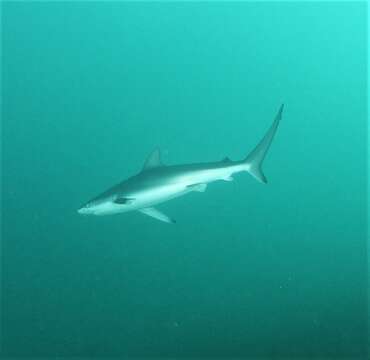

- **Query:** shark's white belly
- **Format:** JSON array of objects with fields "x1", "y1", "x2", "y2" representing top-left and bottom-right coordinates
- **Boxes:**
[
  {"x1": 94, "y1": 183, "x2": 189, "y2": 216},
  {"x1": 134, "y1": 183, "x2": 191, "y2": 208},
  {"x1": 94, "y1": 167, "x2": 240, "y2": 216},
  {"x1": 133, "y1": 167, "x2": 239, "y2": 208}
]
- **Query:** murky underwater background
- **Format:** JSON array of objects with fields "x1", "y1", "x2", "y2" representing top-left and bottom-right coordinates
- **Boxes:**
[{"x1": 1, "y1": 1, "x2": 368, "y2": 358}]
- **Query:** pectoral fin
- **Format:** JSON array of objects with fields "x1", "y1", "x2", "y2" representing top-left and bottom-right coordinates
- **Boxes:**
[{"x1": 139, "y1": 207, "x2": 176, "y2": 224}]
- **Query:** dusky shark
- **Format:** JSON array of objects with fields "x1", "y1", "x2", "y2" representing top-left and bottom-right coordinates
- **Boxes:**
[{"x1": 78, "y1": 104, "x2": 283, "y2": 223}]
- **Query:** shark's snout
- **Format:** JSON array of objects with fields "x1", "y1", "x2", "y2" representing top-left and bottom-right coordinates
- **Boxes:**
[
  {"x1": 77, "y1": 206, "x2": 93, "y2": 215},
  {"x1": 77, "y1": 201, "x2": 96, "y2": 215},
  {"x1": 77, "y1": 207, "x2": 88, "y2": 215},
  {"x1": 77, "y1": 199, "x2": 118, "y2": 216}
]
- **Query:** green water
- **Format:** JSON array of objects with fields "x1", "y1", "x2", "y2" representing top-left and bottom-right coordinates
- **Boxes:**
[{"x1": 1, "y1": 1, "x2": 368, "y2": 358}]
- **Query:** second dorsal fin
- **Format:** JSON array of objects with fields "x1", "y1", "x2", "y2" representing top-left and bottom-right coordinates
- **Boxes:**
[{"x1": 142, "y1": 148, "x2": 163, "y2": 171}]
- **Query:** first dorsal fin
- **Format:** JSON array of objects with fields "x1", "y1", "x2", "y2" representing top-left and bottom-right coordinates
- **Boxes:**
[
  {"x1": 143, "y1": 148, "x2": 163, "y2": 171},
  {"x1": 222, "y1": 156, "x2": 231, "y2": 163}
]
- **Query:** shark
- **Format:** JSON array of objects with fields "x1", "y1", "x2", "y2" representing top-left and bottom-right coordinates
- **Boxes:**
[{"x1": 78, "y1": 104, "x2": 283, "y2": 223}]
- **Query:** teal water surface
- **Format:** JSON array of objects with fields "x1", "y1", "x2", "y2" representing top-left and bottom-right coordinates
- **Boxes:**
[{"x1": 1, "y1": 1, "x2": 368, "y2": 358}]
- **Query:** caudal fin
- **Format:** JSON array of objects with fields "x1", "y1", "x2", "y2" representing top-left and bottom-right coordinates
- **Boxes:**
[{"x1": 244, "y1": 104, "x2": 283, "y2": 184}]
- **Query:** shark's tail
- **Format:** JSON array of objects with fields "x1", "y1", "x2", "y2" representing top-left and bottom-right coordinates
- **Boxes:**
[{"x1": 243, "y1": 104, "x2": 284, "y2": 184}]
